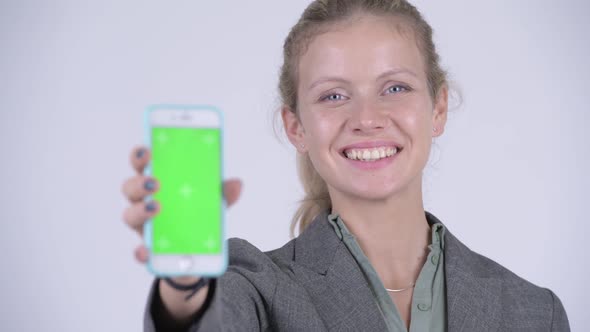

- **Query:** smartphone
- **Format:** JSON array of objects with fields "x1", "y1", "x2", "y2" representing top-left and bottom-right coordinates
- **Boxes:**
[{"x1": 143, "y1": 105, "x2": 226, "y2": 277}]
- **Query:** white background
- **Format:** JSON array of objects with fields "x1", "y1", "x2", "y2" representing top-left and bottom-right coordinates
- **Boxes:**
[{"x1": 1, "y1": 0, "x2": 588, "y2": 330}]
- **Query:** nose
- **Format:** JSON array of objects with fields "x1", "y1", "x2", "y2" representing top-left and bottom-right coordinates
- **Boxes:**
[{"x1": 347, "y1": 100, "x2": 390, "y2": 134}]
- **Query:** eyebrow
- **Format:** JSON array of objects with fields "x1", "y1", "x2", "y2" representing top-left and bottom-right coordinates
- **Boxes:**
[{"x1": 307, "y1": 68, "x2": 419, "y2": 91}]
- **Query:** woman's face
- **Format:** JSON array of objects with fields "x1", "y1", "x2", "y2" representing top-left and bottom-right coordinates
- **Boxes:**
[{"x1": 283, "y1": 15, "x2": 447, "y2": 203}]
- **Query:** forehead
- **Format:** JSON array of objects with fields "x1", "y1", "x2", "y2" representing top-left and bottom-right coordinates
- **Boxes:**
[{"x1": 298, "y1": 15, "x2": 426, "y2": 83}]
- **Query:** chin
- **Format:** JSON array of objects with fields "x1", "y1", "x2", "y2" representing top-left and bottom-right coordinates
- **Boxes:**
[
  {"x1": 358, "y1": 188, "x2": 400, "y2": 201},
  {"x1": 334, "y1": 181, "x2": 404, "y2": 202}
]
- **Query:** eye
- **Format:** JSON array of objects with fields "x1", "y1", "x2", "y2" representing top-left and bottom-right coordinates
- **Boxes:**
[
  {"x1": 320, "y1": 93, "x2": 346, "y2": 102},
  {"x1": 384, "y1": 84, "x2": 410, "y2": 94}
]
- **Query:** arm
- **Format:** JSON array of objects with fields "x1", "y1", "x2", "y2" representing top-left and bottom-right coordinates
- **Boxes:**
[
  {"x1": 121, "y1": 148, "x2": 249, "y2": 331},
  {"x1": 144, "y1": 239, "x2": 278, "y2": 332},
  {"x1": 145, "y1": 278, "x2": 212, "y2": 332}
]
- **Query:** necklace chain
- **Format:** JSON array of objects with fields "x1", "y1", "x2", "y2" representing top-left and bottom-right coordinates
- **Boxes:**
[{"x1": 385, "y1": 282, "x2": 415, "y2": 293}]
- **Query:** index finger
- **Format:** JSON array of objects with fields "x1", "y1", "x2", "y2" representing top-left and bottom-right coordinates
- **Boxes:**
[{"x1": 130, "y1": 146, "x2": 151, "y2": 174}]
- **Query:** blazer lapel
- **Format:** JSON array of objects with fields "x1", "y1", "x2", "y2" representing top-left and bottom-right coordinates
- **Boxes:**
[
  {"x1": 442, "y1": 225, "x2": 503, "y2": 332},
  {"x1": 291, "y1": 211, "x2": 389, "y2": 331},
  {"x1": 291, "y1": 211, "x2": 503, "y2": 331}
]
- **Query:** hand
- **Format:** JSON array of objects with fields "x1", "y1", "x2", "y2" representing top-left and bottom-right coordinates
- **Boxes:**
[{"x1": 121, "y1": 146, "x2": 243, "y2": 264}]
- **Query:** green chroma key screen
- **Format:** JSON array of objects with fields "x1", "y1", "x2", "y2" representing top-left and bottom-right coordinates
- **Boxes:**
[{"x1": 151, "y1": 127, "x2": 222, "y2": 255}]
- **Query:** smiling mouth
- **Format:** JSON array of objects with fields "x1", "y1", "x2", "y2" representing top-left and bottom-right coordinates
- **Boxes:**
[{"x1": 343, "y1": 146, "x2": 401, "y2": 162}]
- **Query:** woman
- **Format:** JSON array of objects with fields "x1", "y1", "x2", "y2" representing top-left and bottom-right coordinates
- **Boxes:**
[{"x1": 122, "y1": 0, "x2": 570, "y2": 331}]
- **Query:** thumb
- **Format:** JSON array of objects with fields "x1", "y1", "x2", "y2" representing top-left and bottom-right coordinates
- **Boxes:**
[{"x1": 223, "y1": 178, "x2": 243, "y2": 207}]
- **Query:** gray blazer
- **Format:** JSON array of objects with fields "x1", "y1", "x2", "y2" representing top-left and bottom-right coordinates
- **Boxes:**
[{"x1": 144, "y1": 212, "x2": 570, "y2": 331}]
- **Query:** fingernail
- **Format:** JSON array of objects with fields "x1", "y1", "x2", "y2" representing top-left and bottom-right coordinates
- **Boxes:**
[
  {"x1": 146, "y1": 201, "x2": 157, "y2": 212},
  {"x1": 136, "y1": 149, "x2": 145, "y2": 159},
  {"x1": 144, "y1": 180, "x2": 156, "y2": 191}
]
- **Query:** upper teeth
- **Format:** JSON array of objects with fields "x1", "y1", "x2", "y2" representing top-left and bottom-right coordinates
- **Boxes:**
[{"x1": 345, "y1": 147, "x2": 398, "y2": 161}]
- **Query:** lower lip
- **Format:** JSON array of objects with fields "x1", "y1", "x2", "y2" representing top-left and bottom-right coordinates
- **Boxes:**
[{"x1": 343, "y1": 152, "x2": 399, "y2": 170}]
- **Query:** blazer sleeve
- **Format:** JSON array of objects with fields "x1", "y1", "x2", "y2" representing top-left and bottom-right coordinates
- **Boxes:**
[
  {"x1": 143, "y1": 238, "x2": 279, "y2": 332},
  {"x1": 548, "y1": 289, "x2": 570, "y2": 332}
]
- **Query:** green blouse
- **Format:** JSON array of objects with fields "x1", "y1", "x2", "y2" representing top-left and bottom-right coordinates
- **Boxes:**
[{"x1": 328, "y1": 214, "x2": 447, "y2": 332}]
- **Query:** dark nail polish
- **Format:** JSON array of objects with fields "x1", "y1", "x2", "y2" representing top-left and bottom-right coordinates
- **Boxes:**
[
  {"x1": 144, "y1": 180, "x2": 156, "y2": 191},
  {"x1": 146, "y1": 201, "x2": 157, "y2": 212},
  {"x1": 136, "y1": 149, "x2": 145, "y2": 159}
]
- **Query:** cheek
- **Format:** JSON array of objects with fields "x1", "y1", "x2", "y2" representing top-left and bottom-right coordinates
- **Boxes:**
[
  {"x1": 395, "y1": 98, "x2": 433, "y2": 133},
  {"x1": 301, "y1": 109, "x2": 343, "y2": 145}
]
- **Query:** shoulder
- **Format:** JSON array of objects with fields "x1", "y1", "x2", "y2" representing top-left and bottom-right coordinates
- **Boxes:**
[
  {"x1": 208, "y1": 238, "x2": 295, "y2": 311},
  {"x1": 428, "y1": 210, "x2": 554, "y2": 298},
  {"x1": 222, "y1": 237, "x2": 296, "y2": 287},
  {"x1": 443, "y1": 228, "x2": 570, "y2": 330},
  {"x1": 225, "y1": 212, "x2": 332, "y2": 275},
  {"x1": 445, "y1": 228, "x2": 547, "y2": 295},
  {"x1": 226, "y1": 237, "x2": 295, "y2": 270}
]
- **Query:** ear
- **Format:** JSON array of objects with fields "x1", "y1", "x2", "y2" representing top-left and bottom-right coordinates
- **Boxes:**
[
  {"x1": 281, "y1": 106, "x2": 306, "y2": 152},
  {"x1": 432, "y1": 85, "x2": 448, "y2": 138}
]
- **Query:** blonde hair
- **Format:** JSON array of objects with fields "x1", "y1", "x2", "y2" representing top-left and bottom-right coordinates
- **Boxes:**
[{"x1": 279, "y1": 0, "x2": 448, "y2": 236}]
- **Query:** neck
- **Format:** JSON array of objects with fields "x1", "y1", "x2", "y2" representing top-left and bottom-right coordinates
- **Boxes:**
[{"x1": 330, "y1": 181, "x2": 431, "y2": 288}]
